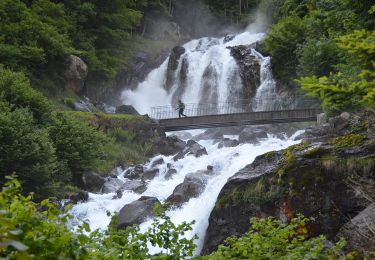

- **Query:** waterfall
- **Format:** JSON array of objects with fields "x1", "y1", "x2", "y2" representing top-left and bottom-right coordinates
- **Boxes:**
[
  {"x1": 121, "y1": 32, "x2": 266, "y2": 115},
  {"x1": 69, "y1": 29, "x2": 302, "y2": 255}
]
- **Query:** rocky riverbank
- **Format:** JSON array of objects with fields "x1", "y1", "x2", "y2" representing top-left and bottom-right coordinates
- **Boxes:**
[{"x1": 202, "y1": 111, "x2": 375, "y2": 257}]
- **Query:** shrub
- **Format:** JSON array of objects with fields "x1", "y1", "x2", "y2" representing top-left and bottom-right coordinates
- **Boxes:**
[
  {"x1": 264, "y1": 15, "x2": 306, "y2": 82},
  {"x1": 0, "y1": 69, "x2": 52, "y2": 122},
  {"x1": 0, "y1": 177, "x2": 197, "y2": 259},
  {"x1": 0, "y1": 102, "x2": 57, "y2": 196},
  {"x1": 47, "y1": 112, "x2": 107, "y2": 184},
  {"x1": 202, "y1": 215, "x2": 346, "y2": 259}
]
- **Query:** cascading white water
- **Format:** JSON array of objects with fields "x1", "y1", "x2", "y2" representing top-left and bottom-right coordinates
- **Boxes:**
[
  {"x1": 69, "y1": 131, "x2": 303, "y2": 254},
  {"x1": 69, "y1": 28, "x2": 302, "y2": 255},
  {"x1": 121, "y1": 32, "x2": 265, "y2": 115}
]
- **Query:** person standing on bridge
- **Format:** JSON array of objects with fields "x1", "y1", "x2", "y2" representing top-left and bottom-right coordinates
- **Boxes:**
[{"x1": 176, "y1": 100, "x2": 187, "y2": 118}]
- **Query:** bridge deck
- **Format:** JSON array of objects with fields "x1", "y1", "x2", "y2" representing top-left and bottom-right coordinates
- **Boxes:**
[{"x1": 158, "y1": 109, "x2": 322, "y2": 131}]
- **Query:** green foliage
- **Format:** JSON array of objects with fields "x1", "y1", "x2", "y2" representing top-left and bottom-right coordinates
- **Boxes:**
[
  {"x1": 202, "y1": 215, "x2": 347, "y2": 259},
  {"x1": 0, "y1": 177, "x2": 198, "y2": 259},
  {"x1": 297, "y1": 37, "x2": 343, "y2": 77},
  {"x1": 0, "y1": 103, "x2": 58, "y2": 196},
  {"x1": 264, "y1": 15, "x2": 306, "y2": 82},
  {"x1": 0, "y1": 68, "x2": 52, "y2": 122},
  {"x1": 329, "y1": 134, "x2": 365, "y2": 148},
  {"x1": 47, "y1": 112, "x2": 107, "y2": 184}
]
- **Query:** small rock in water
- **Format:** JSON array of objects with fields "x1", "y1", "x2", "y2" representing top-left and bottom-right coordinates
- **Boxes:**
[
  {"x1": 217, "y1": 138, "x2": 239, "y2": 148},
  {"x1": 121, "y1": 180, "x2": 147, "y2": 194},
  {"x1": 142, "y1": 168, "x2": 159, "y2": 180},
  {"x1": 238, "y1": 128, "x2": 268, "y2": 144},
  {"x1": 150, "y1": 157, "x2": 164, "y2": 168},
  {"x1": 173, "y1": 139, "x2": 208, "y2": 161},
  {"x1": 124, "y1": 165, "x2": 143, "y2": 180},
  {"x1": 102, "y1": 178, "x2": 124, "y2": 193},
  {"x1": 165, "y1": 168, "x2": 177, "y2": 180}
]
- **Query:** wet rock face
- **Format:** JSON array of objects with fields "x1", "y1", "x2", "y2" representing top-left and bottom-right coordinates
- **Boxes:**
[
  {"x1": 154, "y1": 135, "x2": 186, "y2": 156},
  {"x1": 124, "y1": 165, "x2": 144, "y2": 180},
  {"x1": 81, "y1": 171, "x2": 105, "y2": 193},
  {"x1": 217, "y1": 138, "x2": 239, "y2": 148},
  {"x1": 117, "y1": 196, "x2": 160, "y2": 229},
  {"x1": 142, "y1": 168, "x2": 159, "y2": 180},
  {"x1": 165, "y1": 46, "x2": 186, "y2": 91},
  {"x1": 64, "y1": 190, "x2": 89, "y2": 204},
  {"x1": 238, "y1": 127, "x2": 268, "y2": 144},
  {"x1": 173, "y1": 139, "x2": 208, "y2": 161},
  {"x1": 64, "y1": 55, "x2": 88, "y2": 93},
  {"x1": 336, "y1": 203, "x2": 375, "y2": 257},
  {"x1": 228, "y1": 44, "x2": 261, "y2": 100},
  {"x1": 166, "y1": 174, "x2": 207, "y2": 207},
  {"x1": 193, "y1": 128, "x2": 224, "y2": 141},
  {"x1": 102, "y1": 178, "x2": 124, "y2": 193},
  {"x1": 202, "y1": 134, "x2": 375, "y2": 254},
  {"x1": 121, "y1": 180, "x2": 147, "y2": 194}
]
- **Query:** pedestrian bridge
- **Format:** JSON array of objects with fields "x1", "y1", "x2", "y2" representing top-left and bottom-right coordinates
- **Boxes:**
[{"x1": 150, "y1": 98, "x2": 322, "y2": 131}]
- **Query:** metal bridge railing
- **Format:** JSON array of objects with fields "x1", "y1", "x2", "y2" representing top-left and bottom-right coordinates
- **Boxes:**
[{"x1": 150, "y1": 96, "x2": 321, "y2": 119}]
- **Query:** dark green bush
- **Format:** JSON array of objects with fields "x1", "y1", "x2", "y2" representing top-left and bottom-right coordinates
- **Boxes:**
[
  {"x1": 264, "y1": 15, "x2": 306, "y2": 83},
  {"x1": 0, "y1": 68, "x2": 52, "y2": 122},
  {"x1": 0, "y1": 102, "x2": 58, "y2": 196},
  {"x1": 47, "y1": 112, "x2": 107, "y2": 184}
]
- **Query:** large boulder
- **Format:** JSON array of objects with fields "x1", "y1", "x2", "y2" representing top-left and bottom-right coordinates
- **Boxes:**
[
  {"x1": 150, "y1": 157, "x2": 164, "y2": 168},
  {"x1": 227, "y1": 44, "x2": 260, "y2": 100},
  {"x1": 116, "y1": 105, "x2": 140, "y2": 115},
  {"x1": 202, "y1": 135, "x2": 375, "y2": 254},
  {"x1": 121, "y1": 180, "x2": 147, "y2": 194},
  {"x1": 336, "y1": 203, "x2": 375, "y2": 257},
  {"x1": 238, "y1": 127, "x2": 268, "y2": 144},
  {"x1": 117, "y1": 196, "x2": 160, "y2": 229},
  {"x1": 154, "y1": 135, "x2": 186, "y2": 156},
  {"x1": 124, "y1": 165, "x2": 144, "y2": 180},
  {"x1": 166, "y1": 173, "x2": 207, "y2": 207},
  {"x1": 64, "y1": 55, "x2": 88, "y2": 93},
  {"x1": 173, "y1": 140, "x2": 208, "y2": 161},
  {"x1": 81, "y1": 171, "x2": 105, "y2": 193},
  {"x1": 102, "y1": 178, "x2": 124, "y2": 193}
]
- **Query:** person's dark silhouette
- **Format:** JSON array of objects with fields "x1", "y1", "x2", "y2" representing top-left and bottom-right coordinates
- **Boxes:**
[{"x1": 176, "y1": 100, "x2": 187, "y2": 118}]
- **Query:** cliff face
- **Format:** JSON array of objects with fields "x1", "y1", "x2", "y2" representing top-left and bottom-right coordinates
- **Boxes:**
[{"x1": 202, "y1": 112, "x2": 375, "y2": 256}]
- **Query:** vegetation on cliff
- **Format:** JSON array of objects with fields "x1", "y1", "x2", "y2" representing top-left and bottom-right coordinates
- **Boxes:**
[
  {"x1": 263, "y1": 0, "x2": 374, "y2": 114},
  {"x1": 0, "y1": 68, "x2": 151, "y2": 198}
]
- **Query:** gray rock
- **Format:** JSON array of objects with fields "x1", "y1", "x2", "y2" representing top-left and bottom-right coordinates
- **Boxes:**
[
  {"x1": 142, "y1": 168, "x2": 159, "y2": 180},
  {"x1": 336, "y1": 203, "x2": 375, "y2": 257},
  {"x1": 124, "y1": 165, "x2": 143, "y2": 180},
  {"x1": 64, "y1": 190, "x2": 89, "y2": 204},
  {"x1": 165, "y1": 168, "x2": 178, "y2": 180},
  {"x1": 166, "y1": 176, "x2": 206, "y2": 207},
  {"x1": 102, "y1": 178, "x2": 124, "y2": 193},
  {"x1": 228, "y1": 44, "x2": 260, "y2": 100},
  {"x1": 73, "y1": 97, "x2": 95, "y2": 112},
  {"x1": 81, "y1": 171, "x2": 105, "y2": 193},
  {"x1": 170, "y1": 132, "x2": 193, "y2": 140},
  {"x1": 64, "y1": 55, "x2": 88, "y2": 93},
  {"x1": 340, "y1": 112, "x2": 351, "y2": 120},
  {"x1": 121, "y1": 180, "x2": 147, "y2": 194},
  {"x1": 238, "y1": 128, "x2": 268, "y2": 144},
  {"x1": 155, "y1": 135, "x2": 186, "y2": 156},
  {"x1": 173, "y1": 140, "x2": 208, "y2": 161},
  {"x1": 193, "y1": 128, "x2": 223, "y2": 141},
  {"x1": 223, "y1": 34, "x2": 235, "y2": 43},
  {"x1": 165, "y1": 46, "x2": 186, "y2": 91},
  {"x1": 217, "y1": 138, "x2": 239, "y2": 148},
  {"x1": 117, "y1": 196, "x2": 160, "y2": 229},
  {"x1": 151, "y1": 157, "x2": 164, "y2": 168},
  {"x1": 116, "y1": 105, "x2": 140, "y2": 115}
]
